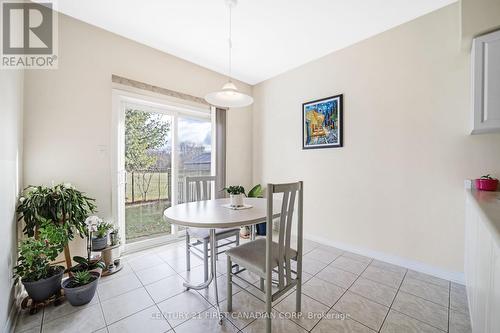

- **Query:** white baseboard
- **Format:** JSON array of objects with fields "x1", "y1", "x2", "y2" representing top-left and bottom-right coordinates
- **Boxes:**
[
  {"x1": 304, "y1": 233, "x2": 465, "y2": 285},
  {"x1": 3, "y1": 301, "x2": 19, "y2": 333}
]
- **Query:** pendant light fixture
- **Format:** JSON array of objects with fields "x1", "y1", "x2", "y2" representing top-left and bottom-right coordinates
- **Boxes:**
[{"x1": 204, "y1": 0, "x2": 253, "y2": 108}]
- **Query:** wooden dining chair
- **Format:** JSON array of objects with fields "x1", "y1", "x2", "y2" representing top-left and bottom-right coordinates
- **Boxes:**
[
  {"x1": 184, "y1": 176, "x2": 240, "y2": 282},
  {"x1": 225, "y1": 181, "x2": 303, "y2": 333}
]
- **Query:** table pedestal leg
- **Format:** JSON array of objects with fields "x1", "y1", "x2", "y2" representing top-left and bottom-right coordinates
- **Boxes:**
[
  {"x1": 210, "y1": 229, "x2": 222, "y2": 324},
  {"x1": 181, "y1": 229, "x2": 222, "y2": 324}
]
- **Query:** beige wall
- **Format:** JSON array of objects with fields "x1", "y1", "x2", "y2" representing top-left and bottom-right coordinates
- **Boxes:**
[
  {"x1": 0, "y1": 70, "x2": 24, "y2": 330},
  {"x1": 253, "y1": 3, "x2": 500, "y2": 275},
  {"x1": 23, "y1": 14, "x2": 253, "y2": 255},
  {"x1": 461, "y1": 0, "x2": 500, "y2": 43}
]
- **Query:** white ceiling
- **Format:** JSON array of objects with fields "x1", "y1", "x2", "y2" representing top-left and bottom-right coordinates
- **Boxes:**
[{"x1": 53, "y1": 0, "x2": 456, "y2": 85}]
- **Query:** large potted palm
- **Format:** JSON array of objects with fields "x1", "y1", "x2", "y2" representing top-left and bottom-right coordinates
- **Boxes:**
[
  {"x1": 17, "y1": 183, "x2": 97, "y2": 269},
  {"x1": 13, "y1": 222, "x2": 67, "y2": 302}
]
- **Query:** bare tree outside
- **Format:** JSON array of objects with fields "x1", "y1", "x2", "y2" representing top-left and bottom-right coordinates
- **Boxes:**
[{"x1": 124, "y1": 109, "x2": 212, "y2": 243}]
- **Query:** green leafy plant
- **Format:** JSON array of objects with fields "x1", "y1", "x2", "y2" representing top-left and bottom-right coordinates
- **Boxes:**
[
  {"x1": 95, "y1": 222, "x2": 113, "y2": 238},
  {"x1": 73, "y1": 271, "x2": 92, "y2": 285},
  {"x1": 222, "y1": 185, "x2": 246, "y2": 196},
  {"x1": 247, "y1": 184, "x2": 263, "y2": 198},
  {"x1": 17, "y1": 183, "x2": 97, "y2": 240},
  {"x1": 109, "y1": 227, "x2": 121, "y2": 246},
  {"x1": 13, "y1": 222, "x2": 67, "y2": 282},
  {"x1": 66, "y1": 270, "x2": 97, "y2": 288},
  {"x1": 71, "y1": 256, "x2": 105, "y2": 273},
  {"x1": 480, "y1": 174, "x2": 498, "y2": 180}
]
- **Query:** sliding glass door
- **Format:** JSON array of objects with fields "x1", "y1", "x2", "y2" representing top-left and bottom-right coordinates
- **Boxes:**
[
  {"x1": 124, "y1": 108, "x2": 173, "y2": 243},
  {"x1": 114, "y1": 91, "x2": 214, "y2": 251}
]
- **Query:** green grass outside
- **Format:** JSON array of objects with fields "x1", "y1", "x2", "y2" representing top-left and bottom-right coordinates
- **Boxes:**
[
  {"x1": 125, "y1": 171, "x2": 170, "y2": 203},
  {"x1": 124, "y1": 170, "x2": 210, "y2": 242},
  {"x1": 125, "y1": 200, "x2": 171, "y2": 242}
]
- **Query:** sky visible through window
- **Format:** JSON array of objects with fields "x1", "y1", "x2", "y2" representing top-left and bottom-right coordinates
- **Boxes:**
[{"x1": 160, "y1": 114, "x2": 211, "y2": 152}]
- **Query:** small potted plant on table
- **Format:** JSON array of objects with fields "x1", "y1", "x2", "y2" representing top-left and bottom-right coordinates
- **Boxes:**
[
  {"x1": 475, "y1": 174, "x2": 499, "y2": 191},
  {"x1": 13, "y1": 222, "x2": 67, "y2": 303},
  {"x1": 223, "y1": 185, "x2": 246, "y2": 207},
  {"x1": 62, "y1": 270, "x2": 100, "y2": 306}
]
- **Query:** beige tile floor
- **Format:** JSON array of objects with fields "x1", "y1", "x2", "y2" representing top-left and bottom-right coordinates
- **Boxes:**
[{"x1": 14, "y1": 239, "x2": 471, "y2": 333}]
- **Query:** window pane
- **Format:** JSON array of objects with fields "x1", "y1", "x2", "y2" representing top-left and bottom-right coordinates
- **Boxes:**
[
  {"x1": 177, "y1": 116, "x2": 212, "y2": 204},
  {"x1": 124, "y1": 108, "x2": 172, "y2": 243}
]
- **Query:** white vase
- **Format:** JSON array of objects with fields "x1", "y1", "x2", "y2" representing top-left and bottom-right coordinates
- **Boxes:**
[{"x1": 230, "y1": 194, "x2": 244, "y2": 207}]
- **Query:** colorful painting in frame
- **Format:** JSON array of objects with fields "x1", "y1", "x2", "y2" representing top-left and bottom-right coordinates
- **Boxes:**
[{"x1": 302, "y1": 94, "x2": 343, "y2": 149}]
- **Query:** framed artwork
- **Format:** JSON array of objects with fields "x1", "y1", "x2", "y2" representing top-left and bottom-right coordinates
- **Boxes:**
[{"x1": 302, "y1": 94, "x2": 343, "y2": 149}]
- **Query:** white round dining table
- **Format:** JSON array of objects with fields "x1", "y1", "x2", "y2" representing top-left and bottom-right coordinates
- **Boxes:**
[{"x1": 163, "y1": 197, "x2": 281, "y2": 324}]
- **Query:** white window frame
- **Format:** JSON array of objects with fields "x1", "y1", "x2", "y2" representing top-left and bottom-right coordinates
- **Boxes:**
[{"x1": 111, "y1": 88, "x2": 215, "y2": 254}]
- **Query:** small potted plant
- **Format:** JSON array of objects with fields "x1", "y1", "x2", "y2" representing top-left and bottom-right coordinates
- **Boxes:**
[
  {"x1": 475, "y1": 174, "x2": 499, "y2": 191},
  {"x1": 247, "y1": 184, "x2": 266, "y2": 235},
  {"x1": 13, "y1": 223, "x2": 67, "y2": 302},
  {"x1": 70, "y1": 256, "x2": 105, "y2": 276},
  {"x1": 223, "y1": 185, "x2": 246, "y2": 207},
  {"x1": 109, "y1": 227, "x2": 121, "y2": 246},
  {"x1": 62, "y1": 270, "x2": 100, "y2": 306},
  {"x1": 92, "y1": 220, "x2": 113, "y2": 251}
]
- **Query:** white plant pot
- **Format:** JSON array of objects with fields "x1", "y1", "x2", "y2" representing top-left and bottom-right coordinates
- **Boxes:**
[{"x1": 230, "y1": 194, "x2": 244, "y2": 207}]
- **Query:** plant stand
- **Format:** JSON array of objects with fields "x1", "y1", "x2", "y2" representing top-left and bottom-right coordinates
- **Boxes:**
[
  {"x1": 91, "y1": 243, "x2": 123, "y2": 276},
  {"x1": 21, "y1": 289, "x2": 65, "y2": 315}
]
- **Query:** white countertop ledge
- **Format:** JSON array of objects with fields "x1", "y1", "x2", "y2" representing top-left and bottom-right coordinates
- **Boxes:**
[{"x1": 466, "y1": 189, "x2": 500, "y2": 246}]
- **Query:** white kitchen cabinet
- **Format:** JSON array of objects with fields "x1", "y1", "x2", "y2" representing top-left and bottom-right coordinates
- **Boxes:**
[
  {"x1": 465, "y1": 189, "x2": 500, "y2": 332},
  {"x1": 471, "y1": 29, "x2": 500, "y2": 134}
]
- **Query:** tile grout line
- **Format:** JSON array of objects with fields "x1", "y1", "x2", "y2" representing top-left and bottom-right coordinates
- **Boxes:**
[
  {"x1": 96, "y1": 288, "x2": 109, "y2": 330},
  {"x1": 267, "y1": 245, "x2": 329, "y2": 332},
  {"x1": 37, "y1": 241, "x2": 458, "y2": 333},
  {"x1": 100, "y1": 254, "x2": 181, "y2": 329},
  {"x1": 235, "y1": 243, "x2": 330, "y2": 332},
  {"x1": 447, "y1": 281, "x2": 451, "y2": 332},
  {"x1": 377, "y1": 268, "x2": 407, "y2": 332},
  {"x1": 307, "y1": 257, "x2": 376, "y2": 332},
  {"x1": 153, "y1": 248, "x2": 239, "y2": 331},
  {"x1": 388, "y1": 308, "x2": 448, "y2": 333},
  {"x1": 39, "y1": 308, "x2": 45, "y2": 333},
  {"x1": 130, "y1": 257, "x2": 177, "y2": 330},
  {"x1": 382, "y1": 273, "x2": 451, "y2": 332},
  {"x1": 393, "y1": 287, "x2": 451, "y2": 309}
]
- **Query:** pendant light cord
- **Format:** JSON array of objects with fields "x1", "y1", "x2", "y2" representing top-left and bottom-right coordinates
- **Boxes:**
[{"x1": 228, "y1": 2, "x2": 232, "y2": 81}]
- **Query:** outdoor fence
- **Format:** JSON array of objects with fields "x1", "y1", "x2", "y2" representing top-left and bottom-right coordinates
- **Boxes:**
[{"x1": 125, "y1": 168, "x2": 211, "y2": 205}]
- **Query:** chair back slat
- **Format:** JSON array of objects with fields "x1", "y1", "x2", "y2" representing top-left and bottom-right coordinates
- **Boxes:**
[
  {"x1": 186, "y1": 176, "x2": 216, "y2": 202},
  {"x1": 266, "y1": 181, "x2": 303, "y2": 289},
  {"x1": 285, "y1": 190, "x2": 296, "y2": 283},
  {"x1": 277, "y1": 190, "x2": 290, "y2": 288}
]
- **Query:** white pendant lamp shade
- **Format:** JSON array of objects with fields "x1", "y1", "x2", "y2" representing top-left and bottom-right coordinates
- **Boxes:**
[
  {"x1": 204, "y1": 0, "x2": 253, "y2": 108},
  {"x1": 205, "y1": 81, "x2": 253, "y2": 108}
]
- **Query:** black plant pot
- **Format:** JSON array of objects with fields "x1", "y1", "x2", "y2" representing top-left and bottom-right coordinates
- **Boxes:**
[
  {"x1": 62, "y1": 272, "x2": 100, "y2": 306},
  {"x1": 22, "y1": 266, "x2": 64, "y2": 302},
  {"x1": 92, "y1": 235, "x2": 108, "y2": 250}
]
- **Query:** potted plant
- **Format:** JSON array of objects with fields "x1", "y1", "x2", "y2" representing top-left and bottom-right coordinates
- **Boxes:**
[
  {"x1": 17, "y1": 183, "x2": 97, "y2": 268},
  {"x1": 109, "y1": 227, "x2": 121, "y2": 246},
  {"x1": 62, "y1": 270, "x2": 100, "y2": 306},
  {"x1": 92, "y1": 220, "x2": 113, "y2": 251},
  {"x1": 475, "y1": 174, "x2": 499, "y2": 191},
  {"x1": 223, "y1": 185, "x2": 246, "y2": 207},
  {"x1": 247, "y1": 184, "x2": 266, "y2": 235},
  {"x1": 70, "y1": 256, "x2": 105, "y2": 276},
  {"x1": 13, "y1": 222, "x2": 67, "y2": 302}
]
